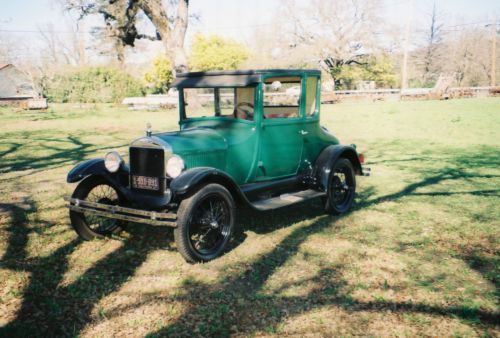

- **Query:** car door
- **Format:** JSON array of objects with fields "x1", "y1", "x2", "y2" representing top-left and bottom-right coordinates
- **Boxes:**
[
  {"x1": 255, "y1": 75, "x2": 304, "y2": 180},
  {"x1": 300, "y1": 75, "x2": 324, "y2": 166}
]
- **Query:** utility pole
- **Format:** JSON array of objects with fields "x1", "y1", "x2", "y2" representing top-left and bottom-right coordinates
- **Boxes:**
[
  {"x1": 490, "y1": 16, "x2": 497, "y2": 87},
  {"x1": 401, "y1": 0, "x2": 414, "y2": 90}
]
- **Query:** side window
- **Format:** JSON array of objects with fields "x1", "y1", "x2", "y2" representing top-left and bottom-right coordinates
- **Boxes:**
[
  {"x1": 263, "y1": 76, "x2": 301, "y2": 119},
  {"x1": 234, "y1": 87, "x2": 255, "y2": 120},
  {"x1": 305, "y1": 76, "x2": 319, "y2": 117}
]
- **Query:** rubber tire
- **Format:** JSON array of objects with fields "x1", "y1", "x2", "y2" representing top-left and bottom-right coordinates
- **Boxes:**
[
  {"x1": 324, "y1": 158, "x2": 356, "y2": 215},
  {"x1": 69, "y1": 175, "x2": 124, "y2": 240},
  {"x1": 174, "y1": 184, "x2": 235, "y2": 263}
]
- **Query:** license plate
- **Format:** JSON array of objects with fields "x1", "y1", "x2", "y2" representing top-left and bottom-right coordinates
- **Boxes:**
[{"x1": 132, "y1": 175, "x2": 159, "y2": 191}]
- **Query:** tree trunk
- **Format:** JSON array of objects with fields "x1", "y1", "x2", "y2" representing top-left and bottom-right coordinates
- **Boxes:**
[
  {"x1": 169, "y1": 0, "x2": 189, "y2": 74},
  {"x1": 139, "y1": 0, "x2": 189, "y2": 74}
]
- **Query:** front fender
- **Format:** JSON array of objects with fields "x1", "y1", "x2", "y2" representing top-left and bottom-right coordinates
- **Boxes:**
[
  {"x1": 67, "y1": 159, "x2": 105, "y2": 183},
  {"x1": 314, "y1": 145, "x2": 362, "y2": 191},
  {"x1": 170, "y1": 167, "x2": 250, "y2": 206},
  {"x1": 67, "y1": 158, "x2": 129, "y2": 185},
  {"x1": 67, "y1": 159, "x2": 174, "y2": 210}
]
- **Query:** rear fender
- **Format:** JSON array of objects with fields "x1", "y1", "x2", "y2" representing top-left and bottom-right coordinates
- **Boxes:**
[{"x1": 313, "y1": 145, "x2": 362, "y2": 191}]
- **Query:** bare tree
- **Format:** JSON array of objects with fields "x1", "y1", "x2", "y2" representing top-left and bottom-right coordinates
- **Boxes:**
[
  {"x1": 64, "y1": 0, "x2": 190, "y2": 73},
  {"x1": 444, "y1": 27, "x2": 493, "y2": 86},
  {"x1": 264, "y1": 0, "x2": 383, "y2": 88},
  {"x1": 421, "y1": 2, "x2": 445, "y2": 85},
  {"x1": 37, "y1": 23, "x2": 85, "y2": 66}
]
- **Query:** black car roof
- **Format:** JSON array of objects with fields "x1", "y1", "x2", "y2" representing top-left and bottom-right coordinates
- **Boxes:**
[
  {"x1": 171, "y1": 69, "x2": 321, "y2": 88},
  {"x1": 175, "y1": 69, "x2": 321, "y2": 77}
]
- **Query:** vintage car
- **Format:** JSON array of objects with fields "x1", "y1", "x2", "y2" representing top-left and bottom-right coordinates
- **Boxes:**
[{"x1": 66, "y1": 69, "x2": 368, "y2": 263}]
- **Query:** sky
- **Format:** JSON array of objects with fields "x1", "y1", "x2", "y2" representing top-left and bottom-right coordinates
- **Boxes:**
[{"x1": 1, "y1": 0, "x2": 499, "y2": 64}]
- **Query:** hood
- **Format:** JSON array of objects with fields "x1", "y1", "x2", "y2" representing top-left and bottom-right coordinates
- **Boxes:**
[{"x1": 154, "y1": 127, "x2": 228, "y2": 155}]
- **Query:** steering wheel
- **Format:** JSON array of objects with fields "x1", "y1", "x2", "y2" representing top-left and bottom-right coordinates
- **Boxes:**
[{"x1": 234, "y1": 102, "x2": 254, "y2": 120}]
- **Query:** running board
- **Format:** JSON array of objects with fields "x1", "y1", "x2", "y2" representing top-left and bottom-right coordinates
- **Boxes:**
[{"x1": 251, "y1": 189, "x2": 325, "y2": 211}]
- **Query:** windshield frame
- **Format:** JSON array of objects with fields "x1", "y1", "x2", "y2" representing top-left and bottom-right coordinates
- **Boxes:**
[{"x1": 179, "y1": 85, "x2": 258, "y2": 125}]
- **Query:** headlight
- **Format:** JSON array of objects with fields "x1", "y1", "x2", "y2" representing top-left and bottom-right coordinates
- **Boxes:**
[
  {"x1": 104, "y1": 151, "x2": 123, "y2": 173},
  {"x1": 166, "y1": 155, "x2": 185, "y2": 178}
]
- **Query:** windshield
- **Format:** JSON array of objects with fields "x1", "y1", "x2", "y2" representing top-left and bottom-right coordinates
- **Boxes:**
[{"x1": 183, "y1": 87, "x2": 255, "y2": 121}]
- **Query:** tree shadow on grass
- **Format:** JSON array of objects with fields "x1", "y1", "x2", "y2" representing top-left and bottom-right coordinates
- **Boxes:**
[
  {"x1": 1, "y1": 145, "x2": 498, "y2": 336},
  {"x1": 460, "y1": 248, "x2": 499, "y2": 300},
  {"x1": 0, "y1": 200, "x2": 175, "y2": 336},
  {"x1": 0, "y1": 134, "x2": 126, "y2": 175},
  {"x1": 144, "y1": 147, "x2": 500, "y2": 336},
  {"x1": 0, "y1": 142, "x2": 22, "y2": 158},
  {"x1": 355, "y1": 144, "x2": 500, "y2": 210},
  {"x1": 146, "y1": 211, "x2": 498, "y2": 337}
]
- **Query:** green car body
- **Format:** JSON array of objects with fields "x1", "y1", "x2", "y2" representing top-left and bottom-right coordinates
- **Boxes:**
[
  {"x1": 159, "y1": 69, "x2": 340, "y2": 183},
  {"x1": 66, "y1": 69, "x2": 366, "y2": 263}
]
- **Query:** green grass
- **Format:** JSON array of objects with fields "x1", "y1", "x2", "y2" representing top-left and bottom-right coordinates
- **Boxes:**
[{"x1": 0, "y1": 98, "x2": 499, "y2": 337}]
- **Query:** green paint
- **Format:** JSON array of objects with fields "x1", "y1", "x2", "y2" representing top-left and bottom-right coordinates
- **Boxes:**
[{"x1": 155, "y1": 70, "x2": 338, "y2": 184}]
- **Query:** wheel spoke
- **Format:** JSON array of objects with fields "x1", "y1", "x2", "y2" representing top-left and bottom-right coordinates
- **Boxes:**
[
  {"x1": 188, "y1": 194, "x2": 230, "y2": 255},
  {"x1": 82, "y1": 184, "x2": 120, "y2": 233}
]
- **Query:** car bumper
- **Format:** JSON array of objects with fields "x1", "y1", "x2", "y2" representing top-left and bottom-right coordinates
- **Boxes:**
[
  {"x1": 65, "y1": 197, "x2": 177, "y2": 227},
  {"x1": 361, "y1": 166, "x2": 371, "y2": 176}
]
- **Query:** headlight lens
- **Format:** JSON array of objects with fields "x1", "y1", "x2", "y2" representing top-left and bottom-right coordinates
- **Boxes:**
[
  {"x1": 104, "y1": 151, "x2": 123, "y2": 173},
  {"x1": 166, "y1": 155, "x2": 185, "y2": 178}
]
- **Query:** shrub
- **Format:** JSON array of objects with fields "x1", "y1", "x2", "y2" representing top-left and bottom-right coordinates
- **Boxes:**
[
  {"x1": 144, "y1": 55, "x2": 174, "y2": 94},
  {"x1": 334, "y1": 56, "x2": 397, "y2": 90},
  {"x1": 44, "y1": 66, "x2": 144, "y2": 103},
  {"x1": 189, "y1": 34, "x2": 249, "y2": 71}
]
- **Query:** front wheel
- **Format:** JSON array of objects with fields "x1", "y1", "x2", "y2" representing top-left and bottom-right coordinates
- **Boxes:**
[
  {"x1": 69, "y1": 176, "x2": 125, "y2": 240},
  {"x1": 324, "y1": 158, "x2": 356, "y2": 215},
  {"x1": 174, "y1": 184, "x2": 235, "y2": 263}
]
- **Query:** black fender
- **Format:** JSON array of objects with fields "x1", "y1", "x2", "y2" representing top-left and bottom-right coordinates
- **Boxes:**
[
  {"x1": 67, "y1": 158, "x2": 130, "y2": 197},
  {"x1": 313, "y1": 145, "x2": 363, "y2": 191},
  {"x1": 67, "y1": 159, "x2": 171, "y2": 209},
  {"x1": 68, "y1": 159, "x2": 104, "y2": 183},
  {"x1": 170, "y1": 167, "x2": 250, "y2": 206},
  {"x1": 67, "y1": 158, "x2": 129, "y2": 184}
]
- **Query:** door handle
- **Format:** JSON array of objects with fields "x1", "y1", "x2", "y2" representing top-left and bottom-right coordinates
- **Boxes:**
[{"x1": 299, "y1": 130, "x2": 308, "y2": 135}]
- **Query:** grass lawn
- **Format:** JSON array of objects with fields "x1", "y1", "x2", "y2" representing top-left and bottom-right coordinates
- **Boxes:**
[{"x1": 0, "y1": 98, "x2": 499, "y2": 337}]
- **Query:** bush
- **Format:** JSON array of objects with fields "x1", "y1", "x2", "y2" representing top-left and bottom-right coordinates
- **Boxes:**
[
  {"x1": 44, "y1": 66, "x2": 144, "y2": 103},
  {"x1": 144, "y1": 56, "x2": 174, "y2": 94},
  {"x1": 189, "y1": 34, "x2": 249, "y2": 71},
  {"x1": 334, "y1": 56, "x2": 397, "y2": 90}
]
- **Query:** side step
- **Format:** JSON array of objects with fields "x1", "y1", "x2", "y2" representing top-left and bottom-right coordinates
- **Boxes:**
[{"x1": 251, "y1": 189, "x2": 326, "y2": 211}]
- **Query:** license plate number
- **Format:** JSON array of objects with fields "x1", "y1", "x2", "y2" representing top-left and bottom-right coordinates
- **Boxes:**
[{"x1": 132, "y1": 175, "x2": 159, "y2": 190}]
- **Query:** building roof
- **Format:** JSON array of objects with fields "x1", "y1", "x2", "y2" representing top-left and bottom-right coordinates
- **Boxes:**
[
  {"x1": 171, "y1": 69, "x2": 321, "y2": 88},
  {"x1": 0, "y1": 63, "x2": 38, "y2": 99}
]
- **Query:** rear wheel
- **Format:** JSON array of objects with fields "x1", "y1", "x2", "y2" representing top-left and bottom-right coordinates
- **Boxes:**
[
  {"x1": 174, "y1": 184, "x2": 235, "y2": 263},
  {"x1": 324, "y1": 158, "x2": 356, "y2": 215},
  {"x1": 69, "y1": 176, "x2": 125, "y2": 240}
]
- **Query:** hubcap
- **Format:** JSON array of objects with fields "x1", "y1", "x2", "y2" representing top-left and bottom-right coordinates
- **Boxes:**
[
  {"x1": 188, "y1": 194, "x2": 231, "y2": 256},
  {"x1": 329, "y1": 165, "x2": 354, "y2": 209}
]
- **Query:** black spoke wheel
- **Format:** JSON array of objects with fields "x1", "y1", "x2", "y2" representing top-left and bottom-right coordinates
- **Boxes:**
[
  {"x1": 324, "y1": 158, "x2": 356, "y2": 215},
  {"x1": 69, "y1": 176, "x2": 125, "y2": 240},
  {"x1": 175, "y1": 184, "x2": 235, "y2": 263}
]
